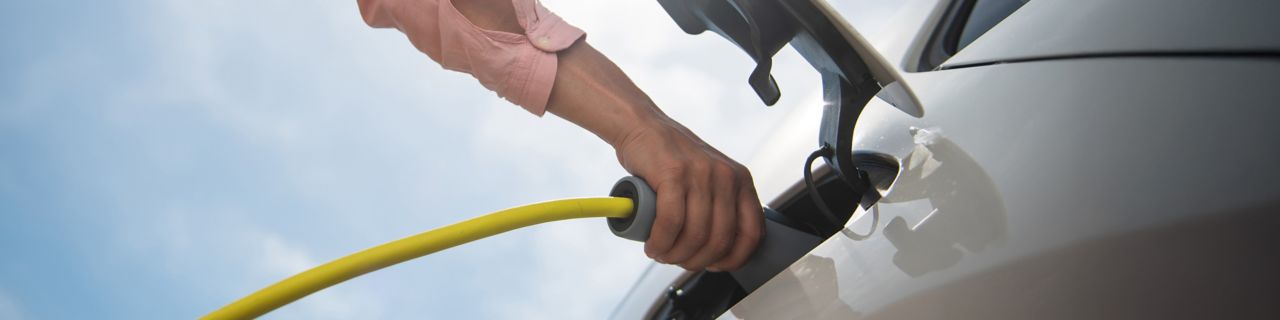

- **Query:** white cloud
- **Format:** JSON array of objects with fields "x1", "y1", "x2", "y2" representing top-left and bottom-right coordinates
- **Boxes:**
[
  {"x1": 497, "y1": 219, "x2": 650, "y2": 320},
  {"x1": 542, "y1": 0, "x2": 686, "y2": 62},
  {"x1": 256, "y1": 234, "x2": 386, "y2": 320},
  {"x1": 0, "y1": 288, "x2": 24, "y2": 320},
  {"x1": 105, "y1": 206, "x2": 384, "y2": 319},
  {"x1": 258, "y1": 234, "x2": 320, "y2": 276}
]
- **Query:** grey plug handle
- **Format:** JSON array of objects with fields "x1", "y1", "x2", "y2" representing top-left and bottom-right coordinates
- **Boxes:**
[
  {"x1": 608, "y1": 176, "x2": 657, "y2": 241},
  {"x1": 608, "y1": 176, "x2": 824, "y2": 292}
]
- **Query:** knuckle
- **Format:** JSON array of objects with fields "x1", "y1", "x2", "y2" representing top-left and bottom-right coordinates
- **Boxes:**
[
  {"x1": 713, "y1": 162, "x2": 736, "y2": 178},
  {"x1": 652, "y1": 172, "x2": 685, "y2": 190},
  {"x1": 661, "y1": 165, "x2": 687, "y2": 179},
  {"x1": 658, "y1": 192, "x2": 684, "y2": 207},
  {"x1": 713, "y1": 166, "x2": 737, "y2": 186},
  {"x1": 684, "y1": 157, "x2": 706, "y2": 171},
  {"x1": 691, "y1": 161, "x2": 713, "y2": 179},
  {"x1": 735, "y1": 166, "x2": 754, "y2": 182},
  {"x1": 708, "y1": 235, "x2": 734, "y2": 255},
  {"x1": 675, "y1": 235, "x2": 708, "y2": 255},
  {"x1": 686, "y1": 229, "x2": 710, "y2": 246}
]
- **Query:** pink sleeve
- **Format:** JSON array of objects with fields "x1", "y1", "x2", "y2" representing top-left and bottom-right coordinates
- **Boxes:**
[{"x1": 357, "y1": 0, "x2": 585, "y2": 116}]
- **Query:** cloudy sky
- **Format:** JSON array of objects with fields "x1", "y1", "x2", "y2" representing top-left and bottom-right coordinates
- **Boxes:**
[{"x1": 0, "y1": 0, "x2": 902, "y2": 319}]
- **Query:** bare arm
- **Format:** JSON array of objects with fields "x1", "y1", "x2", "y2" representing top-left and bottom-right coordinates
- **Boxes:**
[{"x1": 456, "y1": 0, "x2": 764, "y2": 271}]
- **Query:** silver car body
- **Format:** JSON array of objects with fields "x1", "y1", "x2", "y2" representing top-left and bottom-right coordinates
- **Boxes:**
[{"x1": 614, "y1": 0, "x2": 1280, "y2": 319}]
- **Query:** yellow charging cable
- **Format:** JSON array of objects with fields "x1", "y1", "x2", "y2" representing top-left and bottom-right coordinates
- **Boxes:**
[{"x1": 203, "y1": 197, "x2": 635, "y2": 319}]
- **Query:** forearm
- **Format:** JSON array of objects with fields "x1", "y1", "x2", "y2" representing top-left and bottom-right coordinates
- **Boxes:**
[
  {"x1": 546, "y1": 41, "x2": 672, "y2": 149},
  {"x1": 455, "y1": 0, "x2": 673, "y2": 147}
]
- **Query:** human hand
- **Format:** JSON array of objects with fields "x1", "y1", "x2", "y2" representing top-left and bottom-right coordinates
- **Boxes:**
[{"x1": 614, "y1": 119, "x2": 764, "y2": 272}]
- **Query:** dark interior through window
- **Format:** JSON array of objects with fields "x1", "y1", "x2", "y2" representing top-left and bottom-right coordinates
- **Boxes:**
[{"x1": 918, "y1": 0, "x2": 1029, "y2": 71}]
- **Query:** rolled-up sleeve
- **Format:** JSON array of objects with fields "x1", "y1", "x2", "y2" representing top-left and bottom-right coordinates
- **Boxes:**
[{"x1": 357, "y1": 0, "x2": 585, "y2": 116}]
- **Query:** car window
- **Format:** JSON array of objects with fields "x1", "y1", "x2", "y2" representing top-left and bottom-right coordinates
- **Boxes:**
[
  {"x1": 919, "y1": 0, "x2": 1029, "y2": 71},
  {"x1": 956, "y1": 0, "x2": 1029, "y2": 51}
]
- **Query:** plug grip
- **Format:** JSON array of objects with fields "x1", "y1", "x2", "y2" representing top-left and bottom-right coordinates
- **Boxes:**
[{"x1": 609, "y1": 176, "x2": 657, "y2": 241}]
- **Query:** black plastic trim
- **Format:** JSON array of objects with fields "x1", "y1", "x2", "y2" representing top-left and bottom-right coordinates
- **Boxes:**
[{"x1": 917, "y1": 0, "x2": 973, "y2": 72}]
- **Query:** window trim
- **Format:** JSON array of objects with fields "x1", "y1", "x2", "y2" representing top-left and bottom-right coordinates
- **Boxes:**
[{"x1": 917, "y1": 0, "x2": 977, "y2": 72}]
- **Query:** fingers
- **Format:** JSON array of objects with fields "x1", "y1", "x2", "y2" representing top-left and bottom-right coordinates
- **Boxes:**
[
  {"x1": 682, "y1": 165, "x2": 739, "y2": 270},
  {"x1": 621, "y1": 129, "x2": 764, "y2": 272},
  {"x1": 644, "y1": 180, "x2": 685, "y2": 262},
  {"x1": 659, "y1": 168, "x2": 712, "y2": 267},
  {"x1": 708, "y1": 177, "x2": 764, "y2": 271}
]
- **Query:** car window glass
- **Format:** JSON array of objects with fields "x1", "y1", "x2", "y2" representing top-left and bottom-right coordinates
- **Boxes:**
[
  {"x1": 955, "y1": 0, "x2": 1030, "y2": 52},
  {"x1": 919, "y1": 0, "x2": 1029, "y2": 71}
]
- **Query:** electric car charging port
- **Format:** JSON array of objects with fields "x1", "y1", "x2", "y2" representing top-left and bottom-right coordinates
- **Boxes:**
[
  {"x1": 775, "y1": 171, "x2": 867, "y2": 238},
  {"x1": 646, "y1": 168, "x2": 875, "y2": 319}
]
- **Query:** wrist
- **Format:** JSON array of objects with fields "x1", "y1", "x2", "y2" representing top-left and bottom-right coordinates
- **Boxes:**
[
  {"x1": 543, "y1": 41, "x2": 684, "y2": 152},
  {"x1": 607, "y1": 101, "x2": 670, "y2": 148}
]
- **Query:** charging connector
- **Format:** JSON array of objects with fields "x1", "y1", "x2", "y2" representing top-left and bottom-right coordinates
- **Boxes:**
[{"x1": 606, "y1": 176, "x2": 823, "y2": 292}]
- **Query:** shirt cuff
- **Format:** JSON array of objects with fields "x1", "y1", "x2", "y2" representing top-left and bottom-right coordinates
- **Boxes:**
[{"x1": 507, "y1": 5, "x2": 585, "y2": 116}]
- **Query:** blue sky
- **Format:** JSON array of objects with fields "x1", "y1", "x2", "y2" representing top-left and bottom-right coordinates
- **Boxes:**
[{"x1": 0, "y1": 0, "x2": 903, "y2": 318}]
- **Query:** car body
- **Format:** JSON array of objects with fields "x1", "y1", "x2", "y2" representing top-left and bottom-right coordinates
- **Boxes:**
[{"x1": 611, "y1": 0, "x2": 1280, "y2": 319}]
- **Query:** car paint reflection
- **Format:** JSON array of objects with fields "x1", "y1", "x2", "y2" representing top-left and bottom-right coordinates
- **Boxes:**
[
  {"x1": 726, "y1": 125, "x2": 1009, "y2": 319},
  {"x1": 880, "y1": 127, "x2": 1007, "y2": 277}
]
